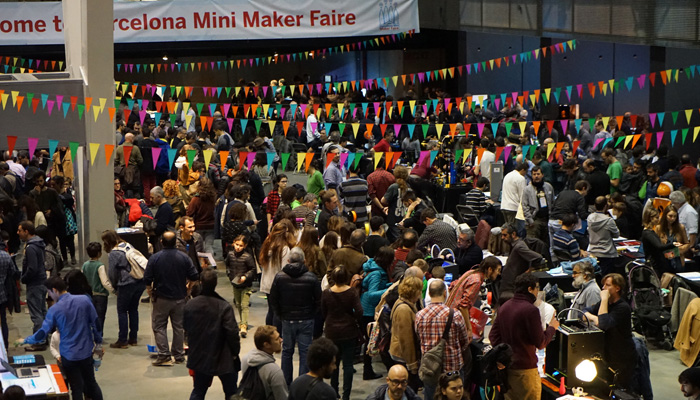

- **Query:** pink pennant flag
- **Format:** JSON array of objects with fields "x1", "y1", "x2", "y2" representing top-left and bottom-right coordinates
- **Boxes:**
[
  {"x1": 560, "y1": 120, "x2": 568, "y2": 134},
  {"x1": 477, "y1": 123, "x2": 485, "y2": 138},
  {"x1": 56, "y1": 95, "x2": 63, "y2": 110},
  {"x1": 47, "y1": 100, "x2": 55, "y2": 116},
  {"x1": 139, "y1": 110, "x2": 147, "y2": 125},
  {"x1": 339, "y1": 153, "x2": 348, "y2": 169},
  {"x1": 222, "y1": 103, "x2": 231, "y2": 117},
  {"x1": 151, "y1": 147, "x2": 161, "y2": 170},
  {"x1": 393, "y1": 124, "x2": 402, "y2": 137},
  {"x1": 417, "y1": 151, "x2": 429, "y2": 166},
  {"x1": 27, "y1": 138, "x2": 38, "y2": 159},
  {"x1": 649, "y1": 113, "x2": 657, "y2": 128},
  {"x1": 576, "y1": 84, "x2": 583, "y2": 98},
  {"x1": 656, "y1": 132, "x2": 664, "y2": 148},
  {"x1": 226, "y1": 118, "x2": 234, "y2": 132},
  {"x1": 593, "y1": 138, "x2": 604, "y2": 150},
  {"x1": 503, "y1": 146, "x2": 512, "y2": 163},
  {"x1": 637, "y1": 74, "x2": 646, "y2": 89},
  {"x1": 246, "y1": 152, "x2": 256, "y2": 169}
]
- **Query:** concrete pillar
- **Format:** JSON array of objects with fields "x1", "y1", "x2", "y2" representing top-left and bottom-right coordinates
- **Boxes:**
[{"x1": 63, "y1": 0, "x2": 115, "y2": 246}]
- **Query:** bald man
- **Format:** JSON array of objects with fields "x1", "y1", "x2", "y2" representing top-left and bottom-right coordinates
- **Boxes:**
[
  {"x1": 144, "y1": 231, "x2": 200, "y2": 366},
  {"x1": 365, "y1": 364, "x2": 420, "y2": 400}
]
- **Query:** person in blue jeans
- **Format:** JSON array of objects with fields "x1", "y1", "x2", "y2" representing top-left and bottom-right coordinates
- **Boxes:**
[
  {"x1": 268, "y1": 247, "x2": 321, "y2": 385},
  {"x1": 102, "y1": 230, "x2": 146, "y2": 349},
  {"x1": 18, "y1": 221, "x2": 47, "y2": 351}
]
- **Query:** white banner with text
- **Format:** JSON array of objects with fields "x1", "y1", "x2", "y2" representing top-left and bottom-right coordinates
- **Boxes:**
[{"x1": 0, "y1": 0, "x2": 419, "y2": 45}]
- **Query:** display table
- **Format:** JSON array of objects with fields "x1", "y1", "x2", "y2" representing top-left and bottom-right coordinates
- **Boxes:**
[
  {"x1": 1, "y1": 364, "x2": 69, "y2": 398},
  {"x1": 434, "y1": 184, "x2": 472, "y2": 216}
]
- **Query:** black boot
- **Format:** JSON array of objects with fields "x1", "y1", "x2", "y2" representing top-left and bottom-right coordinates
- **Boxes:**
[{"x1": 363, "y1": 354, "x2": 382, "y2": 380}]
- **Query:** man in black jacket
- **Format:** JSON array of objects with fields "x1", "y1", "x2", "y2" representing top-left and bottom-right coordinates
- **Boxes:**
[
  {"x1": 18, "y1": 221, "x2": 47, "y2": 351},
  {"x1": 268, "y1": 247, "x2": 322, "y2": 385},
  {"x1": 144, "y1": 231, "x2": 199, "y2": 366},
  {"x1": 365, "y1": 364, "x2": 420, "y2": 400},
  {"x1": 184, "y1": 269, "x2": 240, "y2": 400}
]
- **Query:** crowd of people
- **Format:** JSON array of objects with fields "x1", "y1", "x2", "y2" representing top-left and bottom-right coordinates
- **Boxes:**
[{"x1": 2, "y1": 82, "x2": 700, "y2": 399}]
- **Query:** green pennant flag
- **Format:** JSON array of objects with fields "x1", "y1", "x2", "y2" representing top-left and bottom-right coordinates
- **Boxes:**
[
  {"x1": 505, "y1": 122, "x2": 513, "y2": 135},
  {"x1": 529, "y1": 146, "x2": 536, "y2": 159},
  {"x1": 615, "y1": 136, "x2": 625, "y2": 147},
  {"x1": 421, "y1": 124, "x2": 429, "y2": 136},
  {"x1": 589, "y1": 118, "x2": 596, "y2": 133},
  {"x1": 682, "y1": 128, "x2": 689, "y2": 145},
  {"x1": 114, "y1": 98, "x2": 121, "y2": 109},
  {"x1": 281, "y1": 153, "x2": 290, "y2": 170},
  {"x1": 26, "y1": 93, "x2": 34, "y2": 106},
  {"x1": 195, "y1": 103, "x2": 204, "y2": 115},
  {"x1": 186, "y1": 149, "x2": 196, "y2": 169},
  {"x1": 77, "y1": 104, "x2": 85, "y2": 120},
  {"x1": 68, "y1": 141, "x2": 79, "y2": 162},
  {"x1": 672, "y1": 111, "x2": 679, "y2": 125},
  {"x1": 455, "y1": 149, "x2": 463, "y2": 164},
  {"x1": 225, "y1": 87, "x2": 232, "y2": 97},
  {"x1": 339, "y1": 123, "x2": 346, "y2": 134},
  {"x1": 254, "y1": 119, "x2": 262, "y2": 133},
  {"x1": 170, "y1": 114, "x2": 177, "y2": 127},
  {"x1": 353, "y1": 151, "x2": 363, "y2": 169}
]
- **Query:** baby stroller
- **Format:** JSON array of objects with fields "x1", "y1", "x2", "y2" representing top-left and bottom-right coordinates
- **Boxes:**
[{"x1": 627, "y1": 262, "x2": 674, "y2": 350}]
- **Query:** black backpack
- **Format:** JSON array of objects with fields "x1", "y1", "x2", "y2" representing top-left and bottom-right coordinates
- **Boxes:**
[{"x1": 231, "y1": 365, "x2": 266, "y2": 400}]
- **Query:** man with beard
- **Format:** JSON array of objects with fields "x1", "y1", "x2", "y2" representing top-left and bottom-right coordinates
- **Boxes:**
[
  {"x1": 522, "y1": 166, "x2": 554, "y2": 246},
  {"x1": 679, "y1": 367, "x2": 700, "y2": 400},
  {"x1": 568, "y1": 262, "x2": 600, "y2": 318},
  {"x1": 288, "y1": 337, "x2": 338, "y2": 400}
]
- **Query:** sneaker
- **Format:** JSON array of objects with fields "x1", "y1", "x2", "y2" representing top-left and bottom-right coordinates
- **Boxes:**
[
  {"x1": 24, "y1": 344, "x2": 47, "y2": 352},
  {"x1": 152, "y1": 357, "x2": 174, "y2": 366},
  {"x1": 109, "y1": 341, "x2": 129, "y2": 349},
  {"x1": 174, "y1": 357, "x2": 186, "y2": 364},
  {"x1": 140, "y1": 297, "x2": 151, "y2": 303},
  {"x1": 240, "y1": 325, "x2": 247, "y2": 338},
  {"x1": 70, "y1": 258, "x2": 77, "y2": 266},
  {"x1": 127, "y1": 339, "x2": 138, "y2": 346}
]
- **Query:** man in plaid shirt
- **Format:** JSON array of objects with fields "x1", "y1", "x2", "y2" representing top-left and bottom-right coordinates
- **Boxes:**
[{"x1": 415, "y1": 280, "x2": 470, "y2": 400}]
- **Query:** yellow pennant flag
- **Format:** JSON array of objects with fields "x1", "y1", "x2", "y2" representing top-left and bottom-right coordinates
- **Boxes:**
[
  {"x1": 519, "y1": 121, "x2": 527, "y2": 135},
  {"x1": 602, "y1": 116, "x2": 610, "y2": 129},
  {"x1": 297, "y1": 153, "x2": 304, "y2": 172},
  {"x1": 436, "y1": 124, "x2": 443, "y2": 139},
  {"x1": 234, "y1": 87, "x2": 241, "y2": 96},
  {"x1": 601, "y1": 83, "x2": 608, "y2": 96},
  {"x1": 289, "y1": 85, "x2": 296, "y2": 96},
  {"x1": 89, "y1": 143, "x2": 100, "y2": 165},
  {"x1": 262, "y1": 104, "x2": 270, "y2": 117},
  {"x1": 686, "y1": 109, "x2": 693, "y2": 124},
  {"x1": 609, "y1": 79, "x2": 616, "y2": 92},
  {"x1": 694, "y1": 127, "x2": 700, "y2": 143},
  {"x1": 624, "y1": 135, "x2": 633, "y2": 149},
  {"x1": 182, "y1": 102, "x2": 191, "y2": 114},
  {"x1": 529, "y1": 94, "x2": 537, "y2": 105},
  {"x1": 374, "y1": 153, "x2": 383, "y2": 170},
  {"x1": 338, "y1": 104, "x2": 345, "y2": 117},
  {"x1": 1, "y1": 93, "x2": 9, "y2": 109},
  {"x1": 409, "y1": 100, "x2": 416, "y2": 114},
  {"x1": 392, "y1": 76, "x2": 398, "y2": 87},
  {"x1": 185, "y1": 115, "x2": 193, "y2": 129},
  {"x1": 544, "y1": 88, "x2": 551, "y2": 101},
  {"x1": 92, "y1": 106, "x2": 101, "y2": 122},
  {"x1": 11, "y1": 91, "x2": 19, "y2": 106},
  {"x1": 268, "y1": 120, "x2": 277, "y2": 133},
  {"x1": 546, "y1": 142, "x2": 555, "y2": 159},
  {"x1": 202, "y1": 149, "x2": 213, "y2": 170},
  {"x1": 351, "y1": 123, "x2": 360, "y2": 138},
  {"x1": 462, "y1": 148, "x2": 472, "y2": 164}
]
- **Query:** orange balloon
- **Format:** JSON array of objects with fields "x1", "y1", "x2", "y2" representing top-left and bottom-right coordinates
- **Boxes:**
[{"x1": 364, "y1": 130, "x2": 372, "y2": 140}]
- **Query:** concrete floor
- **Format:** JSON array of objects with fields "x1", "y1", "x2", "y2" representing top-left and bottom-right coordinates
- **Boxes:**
[{"x1": 6, "y1": 266, "x2": 686, "y2": 399}]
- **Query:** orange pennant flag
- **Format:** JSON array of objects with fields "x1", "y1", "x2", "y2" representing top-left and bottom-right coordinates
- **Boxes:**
[
  {"x1": 108, "y1": 107, "x2": 116, "y2": 122},
  {"x1": 616, "y1": 115, "x2": 623, "y2": 130},
  {"x1": 555, "y1": 142, "x2": 564, "y2": 158},
  {"x1": 385, "y1": 152, "x2": 394, "y2": 169},
  {"x1": 476, "y1": 148, "x2": 485, "y2": 164},
  {"x1": 219, "y1": 151, "x2": 230, "y2": 165},
  {"x1": 326, "y1": 152, "x2": 335, "y2": 169},
  {"x1": 533, "y1": 121, "x2": 541, "y2": 134},
  {"x1": 282, "y1": 121, "x2": 290, "y2": 136},
  {"x1": 104, "y1": 144, "x2": 115, "y2": 166},
  {"x1": 305, "y1": 153, "x2": 314, "y2": 172}
]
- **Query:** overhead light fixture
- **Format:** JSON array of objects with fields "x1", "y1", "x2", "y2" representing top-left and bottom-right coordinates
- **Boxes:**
[{"x1": 162, "y1": 55, "x2": 168, "y2": 61}]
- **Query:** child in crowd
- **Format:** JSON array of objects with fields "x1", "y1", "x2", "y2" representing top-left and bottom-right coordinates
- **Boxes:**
[
  {"x1": 81, "y1": 242, "x2": 114, "y2": 336},
  {"x1": 424, "y1": 266, "x2": 449, "y2": 306},
  {"x1": 225, "y1": 234, "x2": 256, "y2": 338},
  {"x1": 4, "y1": 385, "x2": 26, "y2": 400}
]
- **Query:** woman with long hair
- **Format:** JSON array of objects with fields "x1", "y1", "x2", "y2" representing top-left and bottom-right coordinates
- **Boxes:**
[
  {"x1": 273, "y1": 186, "x2": 297, "y2": 226},
  {"x1": 297, "y1": 226, "x2": 327, "y2": 280},
  {"x1": 51, "y1": 175, "x2": 77, "y2": 265},
  {"x1": 19, "y1": 195, "x2": 46, "y2": 229},
  {"x1": 641, "y1": 208, "x2": 682, "y2": 275},
  {"x1": 321, "y1": 231, "x2": 340, "y2": 270},
  {"x1": 433, "y1": 372, "x2": 464, "y2": 400},
  {"x1": 259, "y1": 221, "x2": 296, "y2": 331},
  {"x1": 265, "y1": 174, "x2": 288, "y2": 233},
  {"x1": 655, "y1": 205, "x2": 689, "y2": 271},
  {"x1": 388, "y1": 276, "x2": 424, "y2": 391},
  {"x1": 101, "y1": 230, "x2": 145, "y2": 348},
  {"x1": 319, "y1": 215, "x2": 345, "y2": 248},
  {"x1": 186, "y1": 177, "x2": 218, "y2": 255},
  {"x1": 381, "y1": 166, "x2": 410, "y2": 243},
  {"x1": 321, "y1": 266, "x2": 363, "y2": 400}
]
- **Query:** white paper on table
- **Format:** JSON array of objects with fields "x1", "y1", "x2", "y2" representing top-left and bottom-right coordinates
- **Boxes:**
[
  {"x1": 678, "y1": 272, "x2": 700, "y2": 281},
  {"x1": 197, "y1": 252, "x2": 216, "y2": 267}
]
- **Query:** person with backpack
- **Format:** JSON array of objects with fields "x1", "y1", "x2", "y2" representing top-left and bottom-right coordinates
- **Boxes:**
[
  {"x1": 18, "y1": 221, "x2": 47, "y2": 352},
  {"x1": 102, "y1": 230, "x2": 146, "y2": 350},
  {"x1": 144, "y1": 231, "x2": 199, "y2": 366},
  {"x1": 184, "y1": 269, "x2": 240, "y2": 400},
  {"x1": 360, "y1": 246, "x2": 393, "y2": 381},
  {"x1": 239, "y1": 325, "x2": 288, "y2": 400}
]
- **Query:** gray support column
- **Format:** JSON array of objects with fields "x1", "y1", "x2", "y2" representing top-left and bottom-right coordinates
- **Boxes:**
[{"x1": 63, "y1": 0, "x2": 115, "y2": 246}]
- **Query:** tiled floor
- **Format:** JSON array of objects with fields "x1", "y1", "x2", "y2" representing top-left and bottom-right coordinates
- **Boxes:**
[{"x1": 5, "y1": 267, "x2": 685, "y2": 399}]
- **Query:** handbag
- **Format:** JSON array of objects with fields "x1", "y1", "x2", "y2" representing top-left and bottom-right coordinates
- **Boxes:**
[{"x1": 418, "y1": 309, "x2": 454, "y2": 386}]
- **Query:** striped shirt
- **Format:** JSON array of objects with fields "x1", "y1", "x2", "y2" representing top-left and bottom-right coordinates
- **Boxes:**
[
  {"x1": 340, "y1": 177, "x2": 369, "y2": 224},
  {"x1": 552, "y1": 228, "x2": 580, "y2": 260},
  {"x1": 465, "y1": 188, "x2": 488, "y2": 217}
]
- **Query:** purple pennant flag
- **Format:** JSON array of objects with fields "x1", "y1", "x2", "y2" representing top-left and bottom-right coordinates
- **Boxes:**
[
  {"x1": 466, "y1": 65, "x2": 471, "y2": 75},
  {"x1": 142, "y1": 100, "x2": 149, "y2": 111},
  {"x1": 222, "y1": 103, "x2": 231, "y2": 117},
  {"x1": 512, "y1": 55, "x2": 517, "y2": 64},
  {"x1": 394, "y1": 124, "x2": 402, "y2": 137},
  {"x1": 262, "y1": 86, "x2": 268, "y2": 97},
  {"x1": 27, "y1": 138, "x2": 38, "y2": 160},
  {"x1": 503, "y1": 146, "x2": 512, "y2": 163},
  {"x1": 47, "y1": 100, "x2": 55, "y2": 116},
  {"x1": 560, "y1": 120, "x2": 568, "y2": 134},
  {"x1": 139, "y1": 110, "x2": 147, "y2": 126},
  {"x1": 649, "y1": 113, "x2": 657, "y2": 128},
  {"x1": 637, "y1": 74, "x2": 646, "y2": 89},
  {"x1": 494, "y1": 98, "x2": 501, "y2": 110},
  {"x1": 512, "y1": 92, "x2": 518, "y2": 104},
  {"x1": 246, "y1": 152, "x2": 256, "y2": 169},
  {"x1": 339, "y1": 153, "x2": 348, "y2": 169},
  {"x1": 576, "y1": 84, "x2": 583, "y2": 98},
  {"x1": 151, "y1": 147, "x2": 161, "y2": 170},
  {"x1": 202, "y1": 87, "x2": 209, "y2": 97},
  {"x1": 593, "y1": 138, "x2": 604, "y2": 150},
  {"x1": 56, "y1": 95, "x2": 63, "y2": 109},
  {"x1": 227, "y1": 118, "x2": 234, "y2": 132},
  {"x1": 656, "y1": 132, "x2": 664, "y2": 148},
  {"x1": 477, "y1": 123, "x2": 485, "y2": 138},
  {"x1": 417, "y1": 151, "x2": 429, "y2": 166}
]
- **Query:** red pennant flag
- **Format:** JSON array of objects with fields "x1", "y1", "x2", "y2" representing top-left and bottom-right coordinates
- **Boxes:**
[
  {"x1": 239, "y1": 151, "x2": 248, "y2": 171},
  {"x1": 7, "y1": 136, "x2": 17, "y2": 155},
  {"x1": 123, "y1": 145, "x2": 133, "y2": 168},
  {"x1": 645, "y1": 133, "x2": 652, "y2": 150},
  {"x1": 296, "y1": 122, "x2": 304, "y2": 136},
  {"x1": 494, "y1": 146, "x2": 504, "y2": 162},
  {"x1": 572, "y1": 140, "x2": 580, "y2": 155},
  {"x1": 649, "y1": 72, "x2": 656, "y2": 87},
  {"x1": 31, "y1": 98, "x2": 40, "y2": 114},
  {"x1": 326, "y1": 153, "x2": 335, "y2": 169},
  {"x1": 630, "y1": 115, "x2": 637, "y2": 128},
  {"x1": 123, "y1": 109, "x2": 131, "y2": 122},
  {"x1": 391, "y1": 152, "x2": 402, "y2": 169},
  {"x1": 546, "y1": 120, "x2": 555, "y2": 135}
]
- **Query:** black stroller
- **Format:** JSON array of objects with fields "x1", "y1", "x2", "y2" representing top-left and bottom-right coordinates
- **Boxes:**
[{"x1": 627, "y1": 261, "x2": 674, "y2": 350}]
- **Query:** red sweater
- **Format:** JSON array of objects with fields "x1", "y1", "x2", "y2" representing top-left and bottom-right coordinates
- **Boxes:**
[
  {"x1": 489, "y1": 293, "x2": 556, "y2": 369},
  {"x1": 186, "y1": 196, "x2": 216, "y2": 231}
]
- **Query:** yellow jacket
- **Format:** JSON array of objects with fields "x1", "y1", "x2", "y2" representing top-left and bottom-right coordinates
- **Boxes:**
[
  {"x1": 674, "y1": 297, "x2": 700, "y2": 366},
  {"x1": 51, "y1": 151, "x2": 74, "y2": 183}
]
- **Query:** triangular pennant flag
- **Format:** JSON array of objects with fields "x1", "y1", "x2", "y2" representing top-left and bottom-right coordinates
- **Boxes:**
[
  {"x1": 296, "y1": 153, "x2": 305, "y2": 172},
  {"x1": 353, "y1": 152, "x2": 363, "y2": 170},
  {"x1": 281, "y1": 153, "x2": 290, "y2": 171},
  {"x1": 385, "y1": 152, "x2": 394, "y2": 169},
  {"x1": 305, "y1": 153, "x2": 314, "y2": 172},
  {"x1": 462, "y1": 148, "x2": 472, "y2": 164},
  {"x1": 429, "y1": 150, "x2": 438, "y2": 166},
  {"x1": 503, "y1": 146, "x2": 512, "y2": 163},
  {"x1": 219, "y1": 150, "x2": 230, "y2": 166},
  {"x1": 546, "y1": 142, "x2": 555, "y2": 159},
  {"x1": 27, "y1": 137, "x2": 38, "y2": 159},
  {"x1": 455, "y1": 149, "x2": 463, "y2": 164},
  {"x1": 522, "y1": 145, "x2": 531, "y2": 159},
  {"x1": 631, "y1": 134, "x2": 642, "y2": 149},
  {"x1": 151, "y1": 147, "x2": 162, "y2": 170},
  {"x1": 187, "y1": 149, "x2": 196, "y2": 169},
  {"x1": 6, "y1": 136, "x2": 17, "y2": 155},
  {"x1": 670, "y1": 130, "x2": 677, "y2": 146},
  {"x1": 68, "y1": 141, "x2": 79, "y2": 164},
  {"x1": 238, "y1": 152, "x2": 248, "y2": 171},
  {"x1": 122, "y1": 145, "x2": 133, "y2": 168},
  {"x1": 373, "y1": 153, "x2": 383, "y2": 170},
  {"x1": 656, "y1": 132, "x2": 664, "y2": 148},
  {"x1": 247, "y1": 152, "x2": 257, "y2": 170},
  {"x1": 624, "y1": 135, "x2": 633, "y2": 149},
  {"x1": 105, "y1": 144, "x2": 115, "y2": 166},
  {"x1": 347, "y1": 153, "x2": 356, "y2": 170},
  {"x1": 555, "y1": 142, "x2": 564, "y2": 158},
  {"x1": 494, "y1": 147, "x2": 504, "y2": 162},
  {"x1": 695, "y1": 127, "x2": 700, "y2": 143},
  {"x1": 645, "y1": 133, "x2": 652, "y2": 150},
  {"x1": 682, "y1": 128, "x2": 689, "y2": 145},
  {"x1": 476, "y1": 148, "x2": 485, "y2": 164},
  {"x1": 89, "y1": 143, "x2": 100, "y2": 166},
  {"x1": 266, "y1": 152, "x2": 275, "y2": 171}
]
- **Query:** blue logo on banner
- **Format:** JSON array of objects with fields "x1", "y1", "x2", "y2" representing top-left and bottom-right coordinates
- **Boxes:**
[{"x1": 379, "y1": 0, "x2": 400, "y2": 30}]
